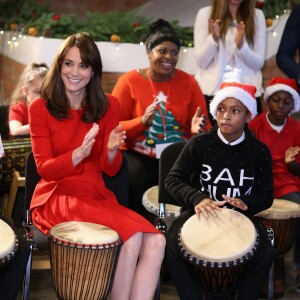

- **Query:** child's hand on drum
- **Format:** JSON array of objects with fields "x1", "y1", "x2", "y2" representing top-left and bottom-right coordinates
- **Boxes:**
[
  {"x1": 222, "y1": 195, "x2": 248, "y2": 211},
  {"x1": 195, "y1": 198, "x2": 226, "y2": 219}
]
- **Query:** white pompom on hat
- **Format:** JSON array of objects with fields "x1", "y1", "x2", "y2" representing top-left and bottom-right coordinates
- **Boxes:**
[
  {"x1": 210, "y1": 82, "x2": 257, "y2": 120},
  {"x1": 264, "y1": 77, "x2": 300, "y2": 113}
]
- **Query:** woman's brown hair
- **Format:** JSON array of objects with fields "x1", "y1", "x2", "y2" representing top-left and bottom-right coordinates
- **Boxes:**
[
  {"x1": 41, "y1": 32, "x2": 108, "y2": 122},
  {"x1": 210, "y1": 0, "x2": 256, "y2": 47}
]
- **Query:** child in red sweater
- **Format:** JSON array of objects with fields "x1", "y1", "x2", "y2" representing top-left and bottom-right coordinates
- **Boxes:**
[
  {"x1": 248, "y1": 77, "x2": 300, "y2": 292},
  {"x1": 9, "y1": 63, "x2": 48, "y2": 136}
]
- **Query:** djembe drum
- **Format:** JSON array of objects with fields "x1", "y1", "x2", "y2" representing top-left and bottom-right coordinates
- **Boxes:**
[
  {"x1": 256, "y1": 199, "x2": 300, "y2": 298},
  {"x1": 178, "y1": 209, "x2": 259, "y2": 297},
  {"x1": 142, "y1": 186, "x2": 180, "y2": 224},
  {"x1": 49, "y1": 221, "x2": 122, "y2": 300},
  {"x1": 0, "y1": 219, "x2": 19, "y2": 274}
]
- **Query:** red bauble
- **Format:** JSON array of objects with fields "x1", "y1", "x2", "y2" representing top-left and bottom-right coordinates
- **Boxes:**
[{"x1": 256, "y1": 1, "x2": 265, "y2": 9}]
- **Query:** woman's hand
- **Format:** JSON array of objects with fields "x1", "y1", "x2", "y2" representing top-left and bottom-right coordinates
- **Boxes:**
[
  {"x1": 141, "y1": 100, "x2": 159, "y2": 127},
  {"x1": 72, "y1": 123, "x2": 99, "y2": 166},
  {"x1": 209, "y1": 19, "x2": 221, "y2": 43},
  {"x1": 222, "y1": 194, "x2": 248, "y2": 211},
  {"x1": 194, "y1": 198, "x2": 226, "y2": 219},
  {"x1": 235, "y1": 21, "x2": 245, "y2": 49},
  {"x1": 107, "y1": 125, "x2": 126, "y2": 152},
  {"x1": 107, "y1": 124, "x2": 126, "y2": 162},
  {"x1": 285, "y1": 146, "x2": 300, "y2": 164},
  {"x1": 191, "y1": 107, "x2": 208, "y2": 134}
]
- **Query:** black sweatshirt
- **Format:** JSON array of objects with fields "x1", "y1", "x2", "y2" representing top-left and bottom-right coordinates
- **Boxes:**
[{"x1": 165, "y1": 128, "x2": 274, "y2": 217}]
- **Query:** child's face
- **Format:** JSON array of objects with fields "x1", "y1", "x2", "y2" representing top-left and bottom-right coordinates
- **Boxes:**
[
  {"x1": 215, "y1": 97, "x2": 251, "y2": 143},
  {"x1": 267, "y1": 91, "x2": 294, "y2": 125},
  {"x1": 22, "y1": 77, "x2": 44, "y2": 104}
]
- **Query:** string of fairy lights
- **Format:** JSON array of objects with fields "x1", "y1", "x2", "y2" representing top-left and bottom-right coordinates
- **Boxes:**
[
  {"x1": 266, "y1": 9, "x2": 290, "y2": 38},
  {"x1": 0, "y1": 8, "x2": 292, "y2": 59}
]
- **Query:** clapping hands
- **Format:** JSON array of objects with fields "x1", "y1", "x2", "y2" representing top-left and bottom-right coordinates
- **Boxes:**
[
  {"x1": 191, "y1": 107, "x2": 208, "y2": 134},
  {"x1": 108, "y1": 125, "x2": 126, "y2": 152}
]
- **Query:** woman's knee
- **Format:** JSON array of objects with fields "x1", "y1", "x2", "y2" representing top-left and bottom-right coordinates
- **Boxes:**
[
  {"x1": 122, "y1": 232, "x2": 144, "y2": 258},
  {"x1": 142, "y1": 233, "x2": 166, "y2": 258}
]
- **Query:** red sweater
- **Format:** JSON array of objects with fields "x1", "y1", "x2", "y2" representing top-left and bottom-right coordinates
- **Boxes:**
[
  {"x1": 9, "y1": 101, "x2": 29, "y2": 124},
  {"x1": 112, "y1": 69, "x2": 210, "y2": 158},
  {"x1": 248, "y1": 112, "x2": 300, "y2": 198}
]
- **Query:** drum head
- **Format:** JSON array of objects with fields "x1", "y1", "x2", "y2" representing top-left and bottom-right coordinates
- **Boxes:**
[
  {"x1": 142, "y1": 186, "x2": 180, "y2": 217},
  {"x1": 256, "y1": 199, "x2": 300, "y2": 219},
  {"x1": 180, "y1": 209, "x2": 258, "y2": 266},
  {"x1": 49, "y1": 221, "x2": 120, "y2": 247},
  {"x1": 0, "y1": 219, "x2": 17, "y2": 261}
]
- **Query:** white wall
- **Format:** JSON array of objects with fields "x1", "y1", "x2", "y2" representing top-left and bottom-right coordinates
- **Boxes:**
[{"x1": 140, "y1": 0, "x2": 211, "y2": 26}]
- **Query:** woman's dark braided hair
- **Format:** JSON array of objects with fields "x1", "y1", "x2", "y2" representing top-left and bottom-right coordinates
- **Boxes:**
[{"x1": 144, "y1": 19, "x2": 181, "y2": 51}]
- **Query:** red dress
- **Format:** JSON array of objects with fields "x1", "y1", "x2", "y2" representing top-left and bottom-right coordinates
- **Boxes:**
[{"x1": 29, "y1": 95, "x2": 159, "y2": 242}]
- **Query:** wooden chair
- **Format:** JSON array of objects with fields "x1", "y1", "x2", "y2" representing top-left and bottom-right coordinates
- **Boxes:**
[
  {"x1": 3, "y1": 171, "x2": 25, "y2": 220},
  {"x1": 23, "y1": 151, "x2": 129, "y2": 300}
]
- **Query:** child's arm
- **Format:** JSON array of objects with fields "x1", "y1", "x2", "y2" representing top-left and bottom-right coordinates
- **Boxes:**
[{"x1": 285, "y1": 146, "x2": 300, "y2": 177}]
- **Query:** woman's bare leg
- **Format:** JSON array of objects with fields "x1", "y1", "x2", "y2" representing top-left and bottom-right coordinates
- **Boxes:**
[
  {"x1": 111, "y1": 232, "x2": 143, "y2": 300},
  {"x1": 111, "y1": 232, "x2": 165, "y2": 300},
  {"x1": 130, "y1": 233, "x2": 166, "y2": 300}
]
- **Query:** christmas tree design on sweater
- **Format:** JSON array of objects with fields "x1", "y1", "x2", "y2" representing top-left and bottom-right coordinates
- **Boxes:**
[{"x1": 134, "y1": 91, "x2": 188, "y2": 156}]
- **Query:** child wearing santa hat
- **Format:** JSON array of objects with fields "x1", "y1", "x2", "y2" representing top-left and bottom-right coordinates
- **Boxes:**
[
  {"x1": 248, "y1": 77, "x2": 300, "y2": 293},
  {"x1": 164, "y1": 82, "x2": 275, "y2": 300}
]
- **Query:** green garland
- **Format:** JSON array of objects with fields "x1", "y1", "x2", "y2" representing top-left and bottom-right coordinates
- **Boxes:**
[
  {"x1": 1, "y1": 0, "x2": 300, "y2": 46},
  {"x1": 262, "y1": 0, "x2": 300, "y2": 19},
  {"x1": 0, "y1": 0, "x2": 194, "y2": 46}
]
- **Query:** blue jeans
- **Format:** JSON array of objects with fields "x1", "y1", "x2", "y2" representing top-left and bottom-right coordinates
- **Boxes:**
[{"x1": 280, "y1": 192, "x2": 300, "y2": 269}]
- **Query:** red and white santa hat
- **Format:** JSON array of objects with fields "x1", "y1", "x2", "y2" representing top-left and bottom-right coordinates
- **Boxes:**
[
  {"x1": 264, "y1": 77, "x2": 300, "y2": 113},
  {"x1": 210, "y1": 82, "x2": 257, "y2": 120}
]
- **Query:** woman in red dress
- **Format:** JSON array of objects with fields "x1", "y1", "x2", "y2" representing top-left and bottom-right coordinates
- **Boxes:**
[{"x1": 28, "y1": 32, "x2": 165, "y2": 300}]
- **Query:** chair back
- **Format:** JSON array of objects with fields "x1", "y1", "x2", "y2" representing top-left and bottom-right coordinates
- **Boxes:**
[
  {"x1": 158, "y1": 142, "x2": 186, "y2": 206},
  {"x1": 25, "y1": 152, "x2": 129, "y2": 210},
  {"x1": 25, "y1": 152, "x2": 41, "y2": 211},
  {"x1": 103, "y1": 155, "x2": 129, "y2": 207}
]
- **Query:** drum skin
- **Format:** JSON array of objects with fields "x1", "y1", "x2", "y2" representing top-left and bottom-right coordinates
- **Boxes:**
[
  {"x1": 178, "y1": 209, "x2": 259, "y2": 296},
  {"x1": 142, "y1": 186, "x2": 180, "y2": 218},
  {"x1": 49, "y1": 221, "x2": 122, "y2": 300},
  {"x1": 0, "y1": 219, "x2": 19, "y2": 275}
]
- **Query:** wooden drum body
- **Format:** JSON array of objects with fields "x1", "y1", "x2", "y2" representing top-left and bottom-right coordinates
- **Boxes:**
[
  {"x1": 179, "y1": 209, "x2": 259, "y2": 297},
  {"x1": 142, "y1": 186, "x2": 180, "y2": 224},
  {"x1": 49, "y1": 221, "x2": 122, "y2": 300},
  {"x1": 0, "y1": 219, "x2": 19, "y2": 275},
  {"x1": 256, "y1": 199, "x2": 300, "y2": 298}
]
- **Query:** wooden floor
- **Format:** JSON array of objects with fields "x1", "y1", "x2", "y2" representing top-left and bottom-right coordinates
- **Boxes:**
[{"x1": 23, "y1": 248, "x2": 299, "y2": 300}]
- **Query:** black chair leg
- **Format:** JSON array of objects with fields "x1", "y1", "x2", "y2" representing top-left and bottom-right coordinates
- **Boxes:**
[
  {"x1": 23, "y1": 240, "x2": 33, "y2": 300},
  {"x1": 154, "y1": 267, "x2": 163, "y2": 300},
  {"x1": 267, "y1": 226, "x2": 275, "y2": 300}
]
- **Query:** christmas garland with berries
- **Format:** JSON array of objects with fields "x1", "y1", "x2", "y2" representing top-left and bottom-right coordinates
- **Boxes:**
[{"x1": 1, "y1": 0, "x2": 300, "y2": 45}]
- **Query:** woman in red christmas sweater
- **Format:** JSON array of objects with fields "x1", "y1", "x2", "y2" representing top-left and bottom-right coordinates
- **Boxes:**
[
  {"x1": 248, "y1": 77, "x2": 300, "y2": 292},
  {"x1": 112, "y1": 19, "x2": 211, "y2": 215}
]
